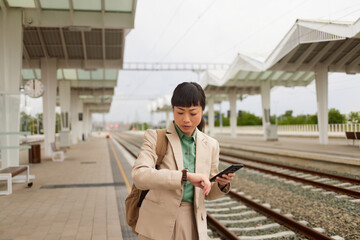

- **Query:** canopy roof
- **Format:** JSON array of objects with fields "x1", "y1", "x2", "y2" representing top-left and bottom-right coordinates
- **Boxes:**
[
  {"x1": 4, "y1": 0, "x2": 138, "y2": 69},
  {"x1": 1, "y1": 0, "x2": 137, "y2": 69},
  {"x1": 149, "y1": 94, "x2": 172, "y2": 113},
  {"x1": 22, "y1": 69, "x2": 117, "y2": 94},
  {"x1": 200, "y1": 54, "x2": 315, "y2": 96},
  {"x1": 265, "y1": 18, "x2": 360, "y2": 73},
  {"x1": 201, "y1": 18, "x2": 360, "y2": 97},
  {"x1": 1, "y1": 0, "x2": 137, "y2": 114}
]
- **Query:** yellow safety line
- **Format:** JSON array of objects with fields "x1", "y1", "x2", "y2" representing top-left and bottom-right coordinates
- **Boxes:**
[{"x1": 108, "y1": 139, "x2": 131, "y2": 193}]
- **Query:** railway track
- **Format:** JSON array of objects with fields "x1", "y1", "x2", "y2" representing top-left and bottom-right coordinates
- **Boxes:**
[
  {"x1": 116, "y1": 132, "x2": 360, "y2": 201},
  {"x1": 111, "y1": 133, "x2": 347, "y2": 240}
]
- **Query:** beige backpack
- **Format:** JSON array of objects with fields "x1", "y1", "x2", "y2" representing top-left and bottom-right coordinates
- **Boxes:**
[{"x1": 125, "y1": 129, "x2": 168, "y2": 234}]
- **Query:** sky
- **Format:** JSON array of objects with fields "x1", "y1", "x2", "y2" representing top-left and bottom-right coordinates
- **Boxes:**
[{"x1": 25, "y1": 0, "x2": 360, "y2": 124}]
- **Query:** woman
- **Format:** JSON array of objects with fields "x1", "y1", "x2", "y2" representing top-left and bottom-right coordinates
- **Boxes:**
[{"x1": 132, "y1": 82, "x2": 234, "y2": 240}]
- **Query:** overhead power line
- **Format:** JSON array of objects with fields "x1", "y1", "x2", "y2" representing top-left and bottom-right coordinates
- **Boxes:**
[
  {"x1": 158, "y1": 0, "x2": 218, "y2": 62},
  {"x1": 214, "y1": 0, "x2": 311, "y2": 60},
  {"x1": 142, "y1": 0, "x2": 186, "y2": 62}
]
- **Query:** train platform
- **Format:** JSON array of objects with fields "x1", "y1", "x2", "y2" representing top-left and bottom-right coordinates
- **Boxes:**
[
  {"x1": 128, "y1": 130, "x2": 360, "y2": 174},
  {"x1": 129, "y1": 130, "x2": 360, "y2": 161},
  {"x1": 215, "y1": 133, "x2": 360, "y2": 175},
  {"x1": 0, "y1": 135, "x2": 135, "y2": 240}
]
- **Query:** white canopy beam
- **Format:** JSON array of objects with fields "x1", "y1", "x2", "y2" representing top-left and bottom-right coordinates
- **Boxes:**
[
  {"x1": 323, "y1": 40, "x2": 352, "y2": 66},
  {"x1": 334, "y1": 42, "x2": 360, "y2": 70},
  {"x1": 289, "y1": 43, "x2": 318, "y2": 72},
  {"x1": 23, "y1": 59, "x2": 123, "y2": 69},
  {"x1": 23, "y1": 10, "x2": 135, "y2": 29},
  {"x1": 305, "y1": 41, "x2": 336, "y2": 71}
]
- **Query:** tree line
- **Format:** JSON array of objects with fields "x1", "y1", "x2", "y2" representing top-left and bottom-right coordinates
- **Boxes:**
[
  {"x1": 20, "y1": 112, "x2": 62, "y2": 134},
  {"x1": 20, "y1": 108, "x2": 360, "y2": 134},
  {"x1": 204, "y1": 108, "x2": 360, "y2": 126}
]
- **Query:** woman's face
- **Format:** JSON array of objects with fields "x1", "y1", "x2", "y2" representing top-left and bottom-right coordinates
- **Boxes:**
[{"x1": 173, "y1": 105, "x2": 203, "y2": 136}]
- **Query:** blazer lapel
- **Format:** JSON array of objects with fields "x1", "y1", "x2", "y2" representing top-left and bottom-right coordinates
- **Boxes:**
[
  {"x1": 195, "y1": 130, "x2": 208, "y2": 174},
  {"x1": 195, "y1": 130, "x2": 208, "y2": 207},
  {"x1": 166, "y1": 122, "x2": 183, "y2": 170}
]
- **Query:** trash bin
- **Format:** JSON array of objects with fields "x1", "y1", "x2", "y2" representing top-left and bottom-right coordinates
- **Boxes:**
[{"x1": 29, "y1": 144, "x2": 41, "y2": 163}]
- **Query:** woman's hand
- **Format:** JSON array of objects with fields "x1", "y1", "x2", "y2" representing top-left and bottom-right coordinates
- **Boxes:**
[
  {"x1": 187, "y1": 173, "x2": 211, "y2": 195},
  {"x1": 215, "y1": 173, "x2": 235, "y2": 188}
]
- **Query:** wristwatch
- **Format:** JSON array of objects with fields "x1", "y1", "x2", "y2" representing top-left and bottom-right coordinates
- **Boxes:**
[{"x1": 182, "y1": 169, "x2": 189, "y2": 183}]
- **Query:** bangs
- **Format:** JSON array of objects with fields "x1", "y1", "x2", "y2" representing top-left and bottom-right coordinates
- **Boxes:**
[{"x1": 171, "y1": 82, "x2": 205, "y2": 109}]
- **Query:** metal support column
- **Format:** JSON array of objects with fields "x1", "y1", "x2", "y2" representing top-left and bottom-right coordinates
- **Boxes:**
[
  {"x1": 59, "y1": 80, "x2": 71, "y2": 147},
  {"x1": 42, "y1": 58, "x2": 58, "y2": 157},
  {"x1": 166, "y1": 111, "x2": 170, "y2": 128},
  {"x1": 261, "y1": 80, "x2": 271, "y2": 139},
  {"x1": 0, "y1": 9, "x2": 23, "y2": 167},
  {"x1": 315, "y1": 64, "x2": 329, "y2": 145},
  {"x1": 70, "y1": 90, "x2": 79, "y2": 144},
  {"x1": 208, "y1": 94, "x2": 215, "y2": 137},
  {"x1": 229, "y1": 92, "x2": 237, "y2": 138}
]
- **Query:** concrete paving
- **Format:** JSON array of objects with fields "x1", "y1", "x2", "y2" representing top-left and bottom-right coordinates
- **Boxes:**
[
  {"x1": 0, "y1": 136, "x2": 123, "y2": 240},
  {"x1": 3, "y1": 130, "x2": 357, "y2": 240},
  {"x1": 215, "y1": 133, "x2": 360, "y2": 160},
  {"x1": 215, "y1": 133, "x2": 360, "y2": 175}
]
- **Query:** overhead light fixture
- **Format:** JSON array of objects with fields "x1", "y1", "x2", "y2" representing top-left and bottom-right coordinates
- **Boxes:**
[{"x1": 68, "y1": 26, "x2": 92, "y2": 32}]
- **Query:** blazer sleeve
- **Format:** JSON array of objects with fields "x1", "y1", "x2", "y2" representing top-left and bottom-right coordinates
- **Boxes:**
[
  {"x1": 132, "y1": 129, "x2": 182, "y2": 191},
  {"x1": 205, "y1": 140, "x2": 230, "y2": 200}
]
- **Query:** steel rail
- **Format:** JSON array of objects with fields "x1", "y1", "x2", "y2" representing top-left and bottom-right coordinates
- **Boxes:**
[
  {"x1": 112, "y1": 135, "x2": 138, "y2": 158},
  {"x1": 118, "y1": 134, "x2": 142, "y2": 148},
  {"x1": 220, "y1": 150, "x2": 360, "y2": 185},
  {"x1": 228, "y1": 191, "x2": 334, "y2": 240},
  {"x1": 206, "y1": 213, "x2": 238, "y2": 240},
  {"x1": 220, "y1": 158, "x2": 360, "y2": 199}
]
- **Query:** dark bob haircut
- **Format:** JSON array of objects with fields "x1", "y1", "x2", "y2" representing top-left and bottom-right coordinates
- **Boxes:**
[{"x1": 171, "y1": 82, "x2": 206, "y2": 132}]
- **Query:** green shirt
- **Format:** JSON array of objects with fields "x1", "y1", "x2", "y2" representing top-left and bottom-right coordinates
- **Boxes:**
[{"x1": 174, "y1": 123, "x2": 196, "y2": 203}]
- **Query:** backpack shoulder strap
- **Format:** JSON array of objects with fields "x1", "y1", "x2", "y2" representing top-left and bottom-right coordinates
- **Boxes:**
[{"x1": 155, "y1": 129, "x2": 168, "y2": 168}]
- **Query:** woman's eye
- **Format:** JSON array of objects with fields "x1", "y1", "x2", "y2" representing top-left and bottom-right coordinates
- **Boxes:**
[
  {"x1": 190, "y1": 113, "x2": 197, "y2": 116},
  {"x1": 177, "y1": 112, "x2": 183, "y2": 115}
]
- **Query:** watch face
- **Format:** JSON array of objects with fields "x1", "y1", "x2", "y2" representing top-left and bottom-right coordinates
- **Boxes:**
[{"x1": 24, "y1": 79, "x2": 45, "y2": 98}]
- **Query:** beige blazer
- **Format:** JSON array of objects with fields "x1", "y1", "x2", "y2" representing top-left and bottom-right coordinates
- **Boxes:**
[{"x1": 132, "y1": 122, "x2": 229, "y2": 240}]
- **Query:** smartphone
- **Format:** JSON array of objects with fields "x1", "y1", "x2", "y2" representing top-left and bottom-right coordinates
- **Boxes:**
[{"x1": 210, "y1": 164, "x2": 243, "y2": 182}]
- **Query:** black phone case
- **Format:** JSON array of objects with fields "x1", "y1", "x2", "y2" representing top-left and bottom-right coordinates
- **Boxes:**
[{"x1": 210, "y1": 164, "x2": 243, "y2": 182}]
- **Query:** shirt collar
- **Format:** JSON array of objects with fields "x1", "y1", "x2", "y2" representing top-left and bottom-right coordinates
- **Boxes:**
[{"x1": 174, "y1": 122, "x2": 197, "y2": 142}]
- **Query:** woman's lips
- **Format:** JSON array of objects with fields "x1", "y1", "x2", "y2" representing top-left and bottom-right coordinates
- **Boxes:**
[{"x1": 182, "y1": 125, "x2": 191, "y2": 130}]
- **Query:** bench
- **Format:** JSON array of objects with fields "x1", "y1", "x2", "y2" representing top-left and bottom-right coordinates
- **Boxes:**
[
  {"x1": 345, "y1": 132, "x2": 360, "y2": 147},
  {"x1": 51, "y1": 142, "x2": 65, "y2": 162},
  {"x1": 356, "y1": 132, "x2": 360, "y2": 148},
  {"x1": 0, "y1": 165, "x2": 30, "y2": 195},
  {"x1": 345, "y1": 132, "x2": 356, "y2": 145}
]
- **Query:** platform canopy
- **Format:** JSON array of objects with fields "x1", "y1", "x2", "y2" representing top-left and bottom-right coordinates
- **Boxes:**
[
  {"x1": 264, "y1": 18, "x2": 360, "y2": 144},
  {"x1": 201, "y1": 54, "x2": 315, "y2": 95},
  {"x1": 22, "y1": 68, "x2": 116, "y2": 113},
  {"x1": 149, "y1": 94, "x2": 172, "y2": 113},
  {"x1": 0, "y1": 0, "x2": 137, "y2": 69},
  {"x1": 1, "y1": 0, "x2": 136, "y2": 113},
  {"x1": 265, "y1": 18, "x2": 360, "y2": 73}
]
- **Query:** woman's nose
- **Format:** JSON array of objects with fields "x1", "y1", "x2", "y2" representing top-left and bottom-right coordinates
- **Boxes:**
[{"x1": 183, "y1": 113, "x2": 190, "y2": 122}]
